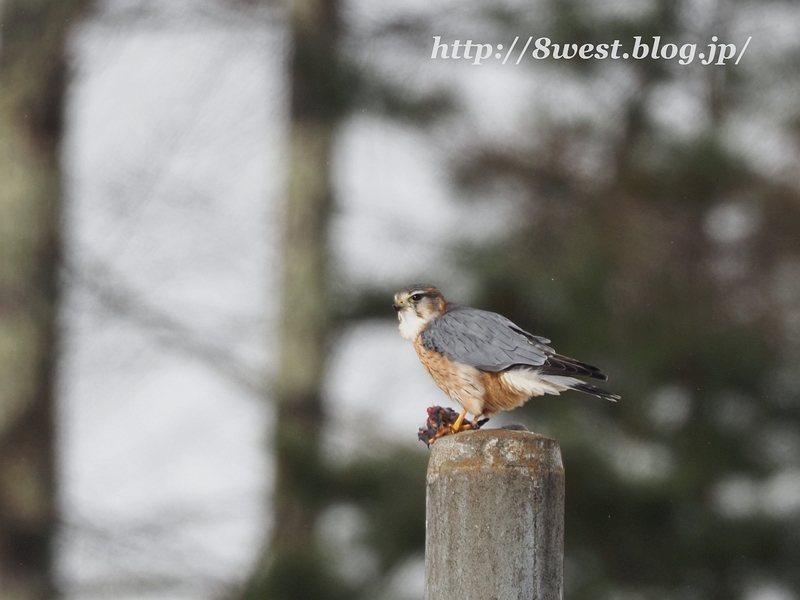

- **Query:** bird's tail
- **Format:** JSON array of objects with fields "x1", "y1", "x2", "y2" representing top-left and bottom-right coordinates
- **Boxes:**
[
  {"x1": 502, "y1": 369, "x2": 621, "y2": 402},
  {"x1": 561, "y1": 378, "x2": 620, "y2": 402},
  {"x1": 538, "y1": 353, "x2": 620, "y2": 401}
]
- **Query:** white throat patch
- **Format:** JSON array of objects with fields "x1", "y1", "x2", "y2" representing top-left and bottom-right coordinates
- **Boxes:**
[{"x1": 398, "y1": 309, "x2": 429, "y2": 340}]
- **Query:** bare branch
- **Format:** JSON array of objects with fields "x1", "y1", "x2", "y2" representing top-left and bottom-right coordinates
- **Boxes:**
[{"x1": 62, "y1": 257, "x2": 269, "y2": 399}]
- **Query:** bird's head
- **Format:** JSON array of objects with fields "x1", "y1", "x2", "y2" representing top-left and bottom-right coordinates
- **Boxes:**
[{"x1": 392, "y1": 284, "x2": 447, "y2": 340}]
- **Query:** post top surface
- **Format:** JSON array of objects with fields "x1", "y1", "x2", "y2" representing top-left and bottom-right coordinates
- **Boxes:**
[{"x1": 427, "y1": 429, "x2": 563, "y2": 481}]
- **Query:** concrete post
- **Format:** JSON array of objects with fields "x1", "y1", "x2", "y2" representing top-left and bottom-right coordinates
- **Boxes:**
[{"x1": 425, "y1": 429, "x2": 564, "y2": 600}]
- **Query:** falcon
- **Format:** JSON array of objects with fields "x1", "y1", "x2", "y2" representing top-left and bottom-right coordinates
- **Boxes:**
[{"x1": 393, "y1": 284, "x2": 619, "y2": 436}]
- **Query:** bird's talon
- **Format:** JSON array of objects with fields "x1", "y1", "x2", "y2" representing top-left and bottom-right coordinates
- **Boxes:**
[
  {"x1": 418, "y1": 407, "x2": 490, "y2": 446},
  {"x1": 428, "y1": 429, "x2": 449, "y2": 444}
]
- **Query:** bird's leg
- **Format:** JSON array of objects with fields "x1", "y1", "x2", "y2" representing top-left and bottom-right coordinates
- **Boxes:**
[{"x1": 450, "y1": 408, "x2": 468, "y2": 433}]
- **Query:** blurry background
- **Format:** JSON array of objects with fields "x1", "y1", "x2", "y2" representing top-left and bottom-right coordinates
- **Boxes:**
[{"x1": 1, "y1": 0, "x2": 800, "y2": 599}]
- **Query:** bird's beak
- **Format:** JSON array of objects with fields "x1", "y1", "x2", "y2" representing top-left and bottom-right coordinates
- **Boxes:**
[{"x1": 392, "y1": 303, "x2": 402, "y2": 313}]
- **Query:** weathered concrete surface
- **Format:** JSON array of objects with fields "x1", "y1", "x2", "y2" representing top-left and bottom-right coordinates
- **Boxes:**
[{"x1": 425, "y1": 429, "x2": 564, "y2": 600}]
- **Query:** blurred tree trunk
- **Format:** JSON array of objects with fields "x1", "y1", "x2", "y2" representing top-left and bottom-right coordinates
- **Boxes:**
[
  {"x1": 241, "y1": 1, "x2": 344, "y2": 599},
  {"x1": 0, "y1": 1, "x2": 93, "y2": 598}
]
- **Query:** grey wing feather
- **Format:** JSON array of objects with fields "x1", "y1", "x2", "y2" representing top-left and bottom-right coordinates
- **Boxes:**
[{"x1": 420, "y1": 306, "x2": 554, "y2": 372}]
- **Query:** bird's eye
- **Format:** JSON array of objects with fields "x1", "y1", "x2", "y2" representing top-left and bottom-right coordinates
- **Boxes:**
[{"x1": 410, "y1": 293, "x2": 423, "y2": 303}]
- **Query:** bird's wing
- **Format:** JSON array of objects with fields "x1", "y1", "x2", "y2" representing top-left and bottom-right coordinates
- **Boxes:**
[{"x1": 420, "y1": 306, "x2": 554, "y2": 372}]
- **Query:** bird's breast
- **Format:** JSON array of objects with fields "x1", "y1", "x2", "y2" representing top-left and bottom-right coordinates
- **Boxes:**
[{"x1": 412, "y1": 336, "x2": 486, "y2": 416}]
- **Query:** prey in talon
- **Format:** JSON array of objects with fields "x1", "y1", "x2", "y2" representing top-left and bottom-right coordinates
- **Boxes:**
[
  {"x1": 418, "y1": 406, "x2": 488, "y2": 447},
  {"x1": 394, "y1": 284, "x2": 620, "y2": 439}
]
